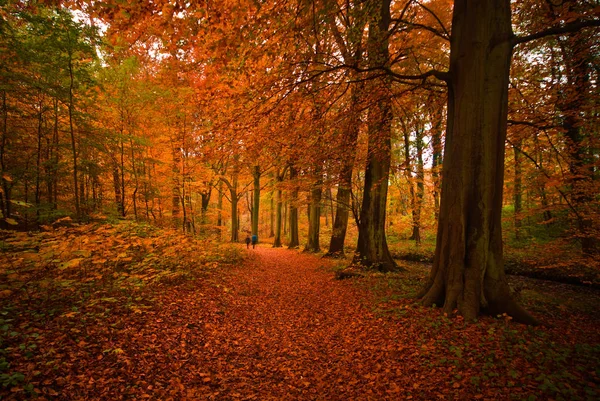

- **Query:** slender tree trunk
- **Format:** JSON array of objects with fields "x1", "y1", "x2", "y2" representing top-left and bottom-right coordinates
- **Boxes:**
[
  {"x1": 35, "y1": 97, "x2": 43, "y2": 223},
  {"x1": 418, "y1": 0, "x2": 537, "y2": 324},
  {"x1": 513, "y1": 140, "x2": 523, "y2": 240},
  {"x1": 410, "y1": 128, "x2": 424, "y2": 244},
  {"x1": 403, "y1": 127, "x2": 418, "y2": 241},
  {"x1": 430, "y1": 102, "x2": 444, "y2": 221},
  {"x1": 273, "y1": 169, "x2": 285, "y2": 247},
  {"x1": 230, "y1": 164, "x2": 240, "y2": 242},
  {"x1": 129, "y1": 137, "x2": 139, "y2": 219},
  {"x1": 0, "y1": 91, "x2": 9, "y2": 219},
  {"x1": 327, "y1": 83, "x2": 361, "y2": 257},
  {"x1": 283, "y1": 200, "x2": 288, "y2": 235},
  {"x1": 172, "y1": 144, "x2": 181, "y2": 225},
  {"x1": 51, "y1": 98, "x2": 59, "y2": 209},
  {"x1": 353, "y1": 0, "x2": 398, "y2": 272},
  {"x1": 252, "y1": 165, "x2": 260, "y2": 237},
  {"x1": 67, "y1": 50, "x2": 80, "y2": 219},
  {"x1": 113, "y1": 164, "x2": 123, "y2": 216},
  {"x1": 200, "y1": 185, "x2": 211, "y2": 232},
  {"x1": 217, "y1": 180, "x2": 223, "y2": 227},
  {"x1": 270, "y1": 193, "x2": 275, "y2": 237},
  {"x1": 288, "y1": 166, "x2": 300, "y2": 248},
  {"x1": 305, "y1": 171, "x2": 322, "y2": 253}
]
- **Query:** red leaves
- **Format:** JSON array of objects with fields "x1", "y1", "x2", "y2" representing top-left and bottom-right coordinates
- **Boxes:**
[{"x1": 1, "y1": 225, "x2": 599, "y2": 399}]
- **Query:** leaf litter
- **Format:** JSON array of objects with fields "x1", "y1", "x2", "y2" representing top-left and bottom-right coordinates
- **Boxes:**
[{"x1": 0, "y1": 222, "x2": 599, "y2": 400}]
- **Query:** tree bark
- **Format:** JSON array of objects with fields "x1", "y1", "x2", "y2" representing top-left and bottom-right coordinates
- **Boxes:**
[
  {"x1": 352, "y1": 0, "x2": 398, "y2": 272},
  {"x1": 0, "y1": 91, "x2": 10, "y2": 220},
  {"x1": 513, "y1": 140, "x2": 523, "y2": 240},
  {"x1": 252, "y1": 165, "x2": 260, "y2": 237},
  {"x1": 418, "y1": 0, "x2": 537, "y2": 324},
  {"x1": 67, "y1": 46, "x2": 80, "y2": 220},
  {"x1": 273, "y1": 168, "x2": 285, "y2": 247},
  {"x1": 304, "y1": 170, "x2": 322, "y2": 253},
  {"x1": 288, "y1": 165, "x2": 300, "y2": 248}
]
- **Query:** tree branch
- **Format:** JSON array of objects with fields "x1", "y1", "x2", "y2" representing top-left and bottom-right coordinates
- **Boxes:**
[{"x1": 512, "y1": 19, "x2": 600, "y2": 47}]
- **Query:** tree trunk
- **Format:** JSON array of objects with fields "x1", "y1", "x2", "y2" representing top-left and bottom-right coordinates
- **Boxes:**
[
  {"x1": 269, "y1": 193, "x2": 275, "y2": 237},
  {"x1": 113, "y1": 165, "x2": 124, "y2": 216},
  {"x1": 273, "y1": 169, "x2": 285, "y2": 247},
  {"x1": 513, "y1": 140, "x2": 523, "y2": 240},
  {"x1": 352, "y1": 0, "x2": 398, "y2": 272},
  {"x1": 35, "y1": 97, "x2": 43, "y2": 223},
  {"x1": 129, "y1": 137, "x2": 139, "y2": 220},
  {"x1": 67, "y1": 50, "x2": 80, "y2": 220},
  {"x1": 200, "y1": 185, "x2": 211, "y2": 232},
  {"x1": 217, "y1": 180, "x2": 223, "y2": 227},
  {"x1": 230, "y1": 164, "x2": 240, "y2": 242},
  {"x1": 172, "y1": 145, "x2": 181, "y2": 225},
  {"x1": 411, "y1": 127, "x2": 425, "y2": 244},
  {"x1": 430, "y1": 100, "x2": 444, "y2": 221},
  {"x1": 252, "y1": 165, "x2": 260, "y2": 237},
  {"x1": 327, "y1": 171, "x2": 352, "y2": 256},
  {"x1": 304, "y1": 171, "x2": 322, "y2": 253},
  {"x1": 0, "y1": 91, "x2": 9, "y2": 220},
  {"x1": 418, "y1": 0, "x2": 537, "y2": 324},
  {"x1": 403, "y1": 127, "x2": 418, "y2": 242},
  {"x1": 288, "y1": 166, "x2": 300, "y2": 248},
  {"x1": 327, "y1": 81, "x2": 361, "y2": 257}
]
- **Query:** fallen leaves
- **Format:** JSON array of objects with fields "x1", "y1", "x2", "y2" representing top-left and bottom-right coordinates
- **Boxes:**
[{"x1": 0, "y1": 222, "x2": 599, "y2": 400}]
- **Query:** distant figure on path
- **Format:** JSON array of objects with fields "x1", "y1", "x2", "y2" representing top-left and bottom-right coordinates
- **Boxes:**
[
  {"x1": 251, "y1": 234, "x2": 258, "y2": 249},
  {"x1": 245, "y1": 235, "x2": 251, "y2": 249}
]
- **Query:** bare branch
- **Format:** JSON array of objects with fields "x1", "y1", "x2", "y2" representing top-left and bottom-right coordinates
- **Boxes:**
[{"x1": 512, "y1": 19, "x2": 600, "y2": 47}]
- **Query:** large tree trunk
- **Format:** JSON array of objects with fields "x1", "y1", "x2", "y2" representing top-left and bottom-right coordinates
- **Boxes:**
[
  {"x1": 418, "y1": 0, "x2": 537, "y2": 324},
  {"x1": 352, "y1": 0, "x2": 398, "y2": 272}
]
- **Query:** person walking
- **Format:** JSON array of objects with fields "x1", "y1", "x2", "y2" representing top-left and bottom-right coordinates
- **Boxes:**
[
  {"x1": 245, "y1": 234, "x2": 251, "y2": 249},
  {"x1": 251, "y1": 234, "x2": 258, "y2": 249}
]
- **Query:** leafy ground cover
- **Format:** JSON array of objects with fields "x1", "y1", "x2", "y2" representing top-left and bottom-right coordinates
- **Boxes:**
[{"x1": 0, "y1": 222, "x2": 599, "y2": 400}]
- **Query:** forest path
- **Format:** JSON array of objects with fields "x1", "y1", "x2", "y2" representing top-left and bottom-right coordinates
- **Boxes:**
[{"x1": 195, "y1": 246, "x2": 414, "y2": 400}]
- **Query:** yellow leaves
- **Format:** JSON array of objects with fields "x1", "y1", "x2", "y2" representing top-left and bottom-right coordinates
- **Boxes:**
[
  {"x1": 59, "y1": 258, "x2": 84, "y2": 270},
  {"x1": 0, "y1": 289, "x2": 13, "y2": 298}
]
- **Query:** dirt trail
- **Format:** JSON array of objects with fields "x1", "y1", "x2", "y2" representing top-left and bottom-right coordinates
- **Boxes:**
[{"x1": 202, "y1": 246, "x2": 411, "y2": 400}]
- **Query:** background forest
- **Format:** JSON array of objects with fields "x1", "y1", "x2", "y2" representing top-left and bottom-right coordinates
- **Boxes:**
[{"x1": 1, "y1": 1, "x2": 599, "y2": 285}]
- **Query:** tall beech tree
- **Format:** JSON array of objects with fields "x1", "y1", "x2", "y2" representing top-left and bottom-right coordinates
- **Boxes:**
[{"x1": 418, "y1": 0, "x2": 599, "y2": 323}]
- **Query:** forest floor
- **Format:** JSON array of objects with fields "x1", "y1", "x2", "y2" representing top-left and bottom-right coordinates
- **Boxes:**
[{"x1": 1, "y1": 222, "x2": 599, "y2": 400}]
